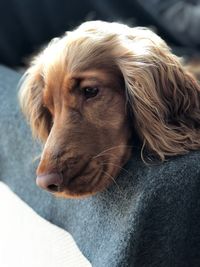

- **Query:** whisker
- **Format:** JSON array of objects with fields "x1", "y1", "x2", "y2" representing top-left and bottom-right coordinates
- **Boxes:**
[
  {"x1": 92, "y1": 152, "x2": 119, "y2": 160},
  {"x1": 92, "y1": 145, "x2": 132, "y2": 159},
  {"x1": 101, "y1": 162, "x2": 131, "y2": 176},
  {"x1": 102, "y1": 170, "x2": 124, "y2": 196}
]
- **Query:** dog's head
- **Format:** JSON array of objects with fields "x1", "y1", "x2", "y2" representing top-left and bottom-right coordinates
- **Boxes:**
[{"x1": 19, "y1": 21, "x2": 200, "y2": 198}]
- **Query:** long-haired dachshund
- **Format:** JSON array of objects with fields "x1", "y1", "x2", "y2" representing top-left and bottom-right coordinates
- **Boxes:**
[{"x1": 19, "y1": 21, "x2": 200, "y2": 198}]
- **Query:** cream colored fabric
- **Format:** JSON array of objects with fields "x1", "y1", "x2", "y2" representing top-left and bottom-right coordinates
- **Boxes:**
[{"x1": 0, "y1": 182, "x2": 91, "y2": 267}]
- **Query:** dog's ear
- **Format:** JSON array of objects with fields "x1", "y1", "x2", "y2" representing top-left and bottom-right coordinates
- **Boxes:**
[
  {"x1": 19, "y1": 58, "x2": 52, "y2": 142},
  {"x1": 118, "y1": 28, "x2": 200, "y2": 160}
]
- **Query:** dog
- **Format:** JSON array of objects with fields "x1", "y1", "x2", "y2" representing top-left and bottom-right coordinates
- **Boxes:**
[{"x1": 19, "y1": 21, "x2": 200, "y2": 198}]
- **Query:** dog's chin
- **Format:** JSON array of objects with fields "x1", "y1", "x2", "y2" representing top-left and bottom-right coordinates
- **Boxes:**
[
  {"x1": 51, "y1": 164, "x2": 122, "y2": 199},
  {"x1": 53, "y1": 174, "x2": 114, "y2": 198},
  {"x1": 42, "y1": 149, "x2": 132, "y2": 199},
  {"x1": 53, "y1": 190, "x2": 101, "y2": 199}
]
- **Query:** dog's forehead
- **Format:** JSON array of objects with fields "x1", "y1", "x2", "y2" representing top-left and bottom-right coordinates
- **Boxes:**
[
  {"x1": 40, "y1": 24, "x2": 126, "y2": 94},
  {"x1": 43, "y1": 68, "x2": 120, "y2": 94},
  {"x1": 41, "y1": 44, "x2": 120, "y2": 91},
  {"x1": 41, "y1": 32, "x2": 118, "y2": 76}
]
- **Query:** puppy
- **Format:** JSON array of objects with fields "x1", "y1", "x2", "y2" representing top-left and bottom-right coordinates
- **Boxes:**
[{"x1": 19, "y1": 21, "x2": 200, "y2": 198}]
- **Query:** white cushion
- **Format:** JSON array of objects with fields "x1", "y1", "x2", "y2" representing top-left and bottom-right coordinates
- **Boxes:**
[{"x1": 0, "y1": 182, "x2": 91, "y2": 267}]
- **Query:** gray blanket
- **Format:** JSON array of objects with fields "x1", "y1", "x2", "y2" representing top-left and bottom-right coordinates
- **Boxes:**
[{"x1": 0, "y1": 65, "x2": 200, "y2": 267}]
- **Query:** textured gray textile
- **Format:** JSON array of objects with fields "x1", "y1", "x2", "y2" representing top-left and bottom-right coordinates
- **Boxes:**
[{"x1": 0, "y1": 65, "x2": 200, "y2": 267}]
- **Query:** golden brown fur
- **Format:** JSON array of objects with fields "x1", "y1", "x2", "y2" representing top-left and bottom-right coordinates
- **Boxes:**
[{"x1": 19, "y1": 21, "x2": 200, "y2": 198}]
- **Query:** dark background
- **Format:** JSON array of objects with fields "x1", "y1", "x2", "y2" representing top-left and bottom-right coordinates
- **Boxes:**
[{"x1": 0, "y1": 0, "x2": 200, "y2": 67}]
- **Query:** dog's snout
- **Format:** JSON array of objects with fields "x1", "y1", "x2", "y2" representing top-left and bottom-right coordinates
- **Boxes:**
[{"x1": 36, "y1": 173, "x2": 63, "y2": 192}]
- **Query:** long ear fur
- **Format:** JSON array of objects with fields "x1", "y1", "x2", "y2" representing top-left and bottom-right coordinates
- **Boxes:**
[
  {"x1": 117, "y1": 28, "x2": 200, "y2": 161},
  {"x1": 18, "y1": 57, "x2": 52, "y2": 142}
]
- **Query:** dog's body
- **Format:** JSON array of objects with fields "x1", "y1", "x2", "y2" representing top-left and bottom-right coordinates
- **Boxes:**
[{"x1": 19, "y1": 21, "x2": 200, "y2": 198}]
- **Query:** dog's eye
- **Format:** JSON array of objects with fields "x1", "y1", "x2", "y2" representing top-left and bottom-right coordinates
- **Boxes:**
[{"x1": 83, "y1": 87, "x2": 99, "y2": 99}]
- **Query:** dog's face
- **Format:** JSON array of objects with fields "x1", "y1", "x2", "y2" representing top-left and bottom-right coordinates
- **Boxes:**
[
  {"x1": 37, "y1": 67, "x2": 131, "y2": 197},
  {"x1": 19, "y1": 21, "x2": 200, "y2": 198}
]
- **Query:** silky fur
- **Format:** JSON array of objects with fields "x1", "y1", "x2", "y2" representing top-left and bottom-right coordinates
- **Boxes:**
[{"x1": 19, "y1": 21, "x2": 200, "y2": 197}]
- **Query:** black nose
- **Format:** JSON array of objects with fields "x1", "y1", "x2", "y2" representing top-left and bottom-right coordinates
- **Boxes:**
[{"x1": 36, "y1": 173, "x2": 63, "y2": 192}]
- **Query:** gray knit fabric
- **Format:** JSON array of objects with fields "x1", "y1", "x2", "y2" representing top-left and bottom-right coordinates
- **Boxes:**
[{"x1": 0, "y1": 65, "x2": 200, "y2": 267}]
